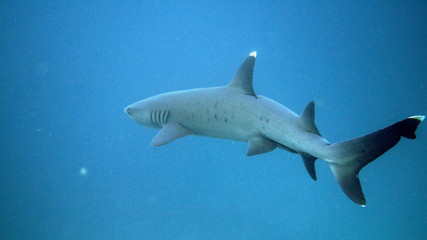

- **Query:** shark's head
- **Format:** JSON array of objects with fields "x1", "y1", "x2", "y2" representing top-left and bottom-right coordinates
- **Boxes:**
[
  {"x1": 124, "y1": 96, "x2": 171, "y2": 129},
  {"x1": 124, "y1": 99, "x2": 153, "y2": 127}
]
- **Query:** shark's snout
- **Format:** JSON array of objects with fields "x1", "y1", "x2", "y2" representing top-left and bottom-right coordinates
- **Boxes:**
[{"x1": 124, "y1": 106, "x2": 133, "y2": 118}]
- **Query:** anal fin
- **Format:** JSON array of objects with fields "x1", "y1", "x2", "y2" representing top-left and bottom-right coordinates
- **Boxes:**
[{"x1": 300, "y1": 152, "x2": 318, "y2": 181}]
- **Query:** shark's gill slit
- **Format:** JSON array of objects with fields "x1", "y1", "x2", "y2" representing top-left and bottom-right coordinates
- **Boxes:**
[
  {"x1": 155, "y1": 111, "x2": 161, "y2": 127},
  {"x1": 160, "y1": 110, "x2": 166, "y2": 126},
  {"x1": 159, "y1": 111, "x2": 165, "y2": 126},
  {"x1": 158, "y1": 110, "x2": 167, "y2": 126},
  {"x1": 153, "y1": 111, "x2": 157, "y2": 126},
  {"x1": 155, "y1": 111, "x2": 159, "y2": 127},
  {"x1": 150, "y1": 111, "x2": 155, "y2": 126},
  {"x1": 162, "y1": 110, "x2": 170, "y2": 125},
  {"x1": 151, "y1": 111, "x2": 160, "y2": 127}
]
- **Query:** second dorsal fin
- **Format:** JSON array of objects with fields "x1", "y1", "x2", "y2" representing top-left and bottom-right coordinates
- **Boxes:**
[
  {"x1": 300, "y1": 101, "x2": 321, "y2": 135},
  {"x1": 227, "y1": 51, "x2": 257, "y2": 97}
]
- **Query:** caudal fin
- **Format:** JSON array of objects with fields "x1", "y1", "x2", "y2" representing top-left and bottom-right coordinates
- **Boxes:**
[{"x1": 328, "y1": 115, "x2": 424, "y2": 206}]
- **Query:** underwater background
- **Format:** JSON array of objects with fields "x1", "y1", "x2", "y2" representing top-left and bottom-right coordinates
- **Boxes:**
[{"x1": 1, "y1": 1, "x2": 427, "y2": 239}]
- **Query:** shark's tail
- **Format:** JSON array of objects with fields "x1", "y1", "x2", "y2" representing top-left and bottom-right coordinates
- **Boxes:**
[{"x1": 327, "y1": 115, "x2": 424, "y2": 206}]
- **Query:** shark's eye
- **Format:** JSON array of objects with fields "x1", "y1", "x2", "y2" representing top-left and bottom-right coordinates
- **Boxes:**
[{"x1": 126, "y1": 108, "x2": 133, "y2": 115}]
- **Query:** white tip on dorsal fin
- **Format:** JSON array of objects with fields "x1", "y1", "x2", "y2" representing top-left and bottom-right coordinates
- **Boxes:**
[
  {"x1": 409, "y1": 115, "x2": 425, "y2": 121},
  {"x1": 300, "y1": 101, "x2": 321, "y2": 135},
  {"x1": 228, "y1": 52, "x2": 257, "y2": 98}
]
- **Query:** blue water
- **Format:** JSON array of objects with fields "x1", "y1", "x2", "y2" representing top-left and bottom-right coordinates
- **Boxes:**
[{"x1": 1, "y1": 1, "x2": 426, "y2": 239}]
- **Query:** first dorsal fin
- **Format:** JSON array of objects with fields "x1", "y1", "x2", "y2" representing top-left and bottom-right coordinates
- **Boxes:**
[
  {"x1": 300, "y1": 101, "x2": 321, "y2": 135},
  {"x1": 228, "y1": 51, "x2": 257, "y2": 97}
]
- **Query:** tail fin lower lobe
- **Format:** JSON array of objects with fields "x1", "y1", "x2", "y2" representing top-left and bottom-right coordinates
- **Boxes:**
[{"x1": 328, "y1": 116, "x2": 424, "y2": 206}]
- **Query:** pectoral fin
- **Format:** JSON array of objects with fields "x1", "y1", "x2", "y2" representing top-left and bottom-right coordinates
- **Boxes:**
[
  {"x1": 151, "y1": 123, "x2": 193, "y2": 146},
  {"x1": 247, "y1": 137, "x2": 277, "y2": 156}
]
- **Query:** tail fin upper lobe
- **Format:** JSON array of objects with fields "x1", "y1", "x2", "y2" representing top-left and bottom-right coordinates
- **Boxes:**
[{"x1": 328, "y1": 116, "x2": 424, "y2": 206}]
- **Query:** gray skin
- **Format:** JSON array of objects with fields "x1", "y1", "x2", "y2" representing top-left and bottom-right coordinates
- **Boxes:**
[
  {"x1": 125, "y1": 86, "x2": 330, "y2": 159},
  {"x1": 124, "y1": 52, "x2": 424, "y2": 206}
]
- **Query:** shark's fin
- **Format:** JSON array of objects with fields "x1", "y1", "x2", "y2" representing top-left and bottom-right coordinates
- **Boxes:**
[
  {"x1": 300, "y1": 101, "x2": 321, "y2": 135},
  {"x1": 247, "y1": 137, "x2": 277, "y2": 156},
  {"x1": 228, "y1": 51, "x2": 257, "y2": 98},
  {"x1": 328, "y1": 115, "x2": 424, "y2": 206},
  {"x1": 300, "y1": 152, "x2": 318, "y2": 181},
  {"x1": 330, "y1": 165, "x2": 366, "y2": 206},
  {"x1": 151, "y1": 123, "x2": 193, "y2": 146}
]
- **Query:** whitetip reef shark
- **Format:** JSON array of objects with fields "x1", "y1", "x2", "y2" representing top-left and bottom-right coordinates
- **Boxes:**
[{"x1": 124, "y1": 51, "x2": 424, "y2": 206}]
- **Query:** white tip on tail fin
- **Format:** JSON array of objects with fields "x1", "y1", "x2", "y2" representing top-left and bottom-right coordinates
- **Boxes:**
[{"x1": 249, "y1": 51, "x2": 257, "y2": 58}]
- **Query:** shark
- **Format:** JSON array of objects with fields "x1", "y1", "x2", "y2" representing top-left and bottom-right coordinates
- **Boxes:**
[{"x1": 124, "y1": 51, "x2": 424, "y2": 206}]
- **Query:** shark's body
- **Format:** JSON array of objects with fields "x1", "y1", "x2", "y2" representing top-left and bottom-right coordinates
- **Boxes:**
[{"x1": 125, "y1": 52, "x2": 424, "y2": 206}]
